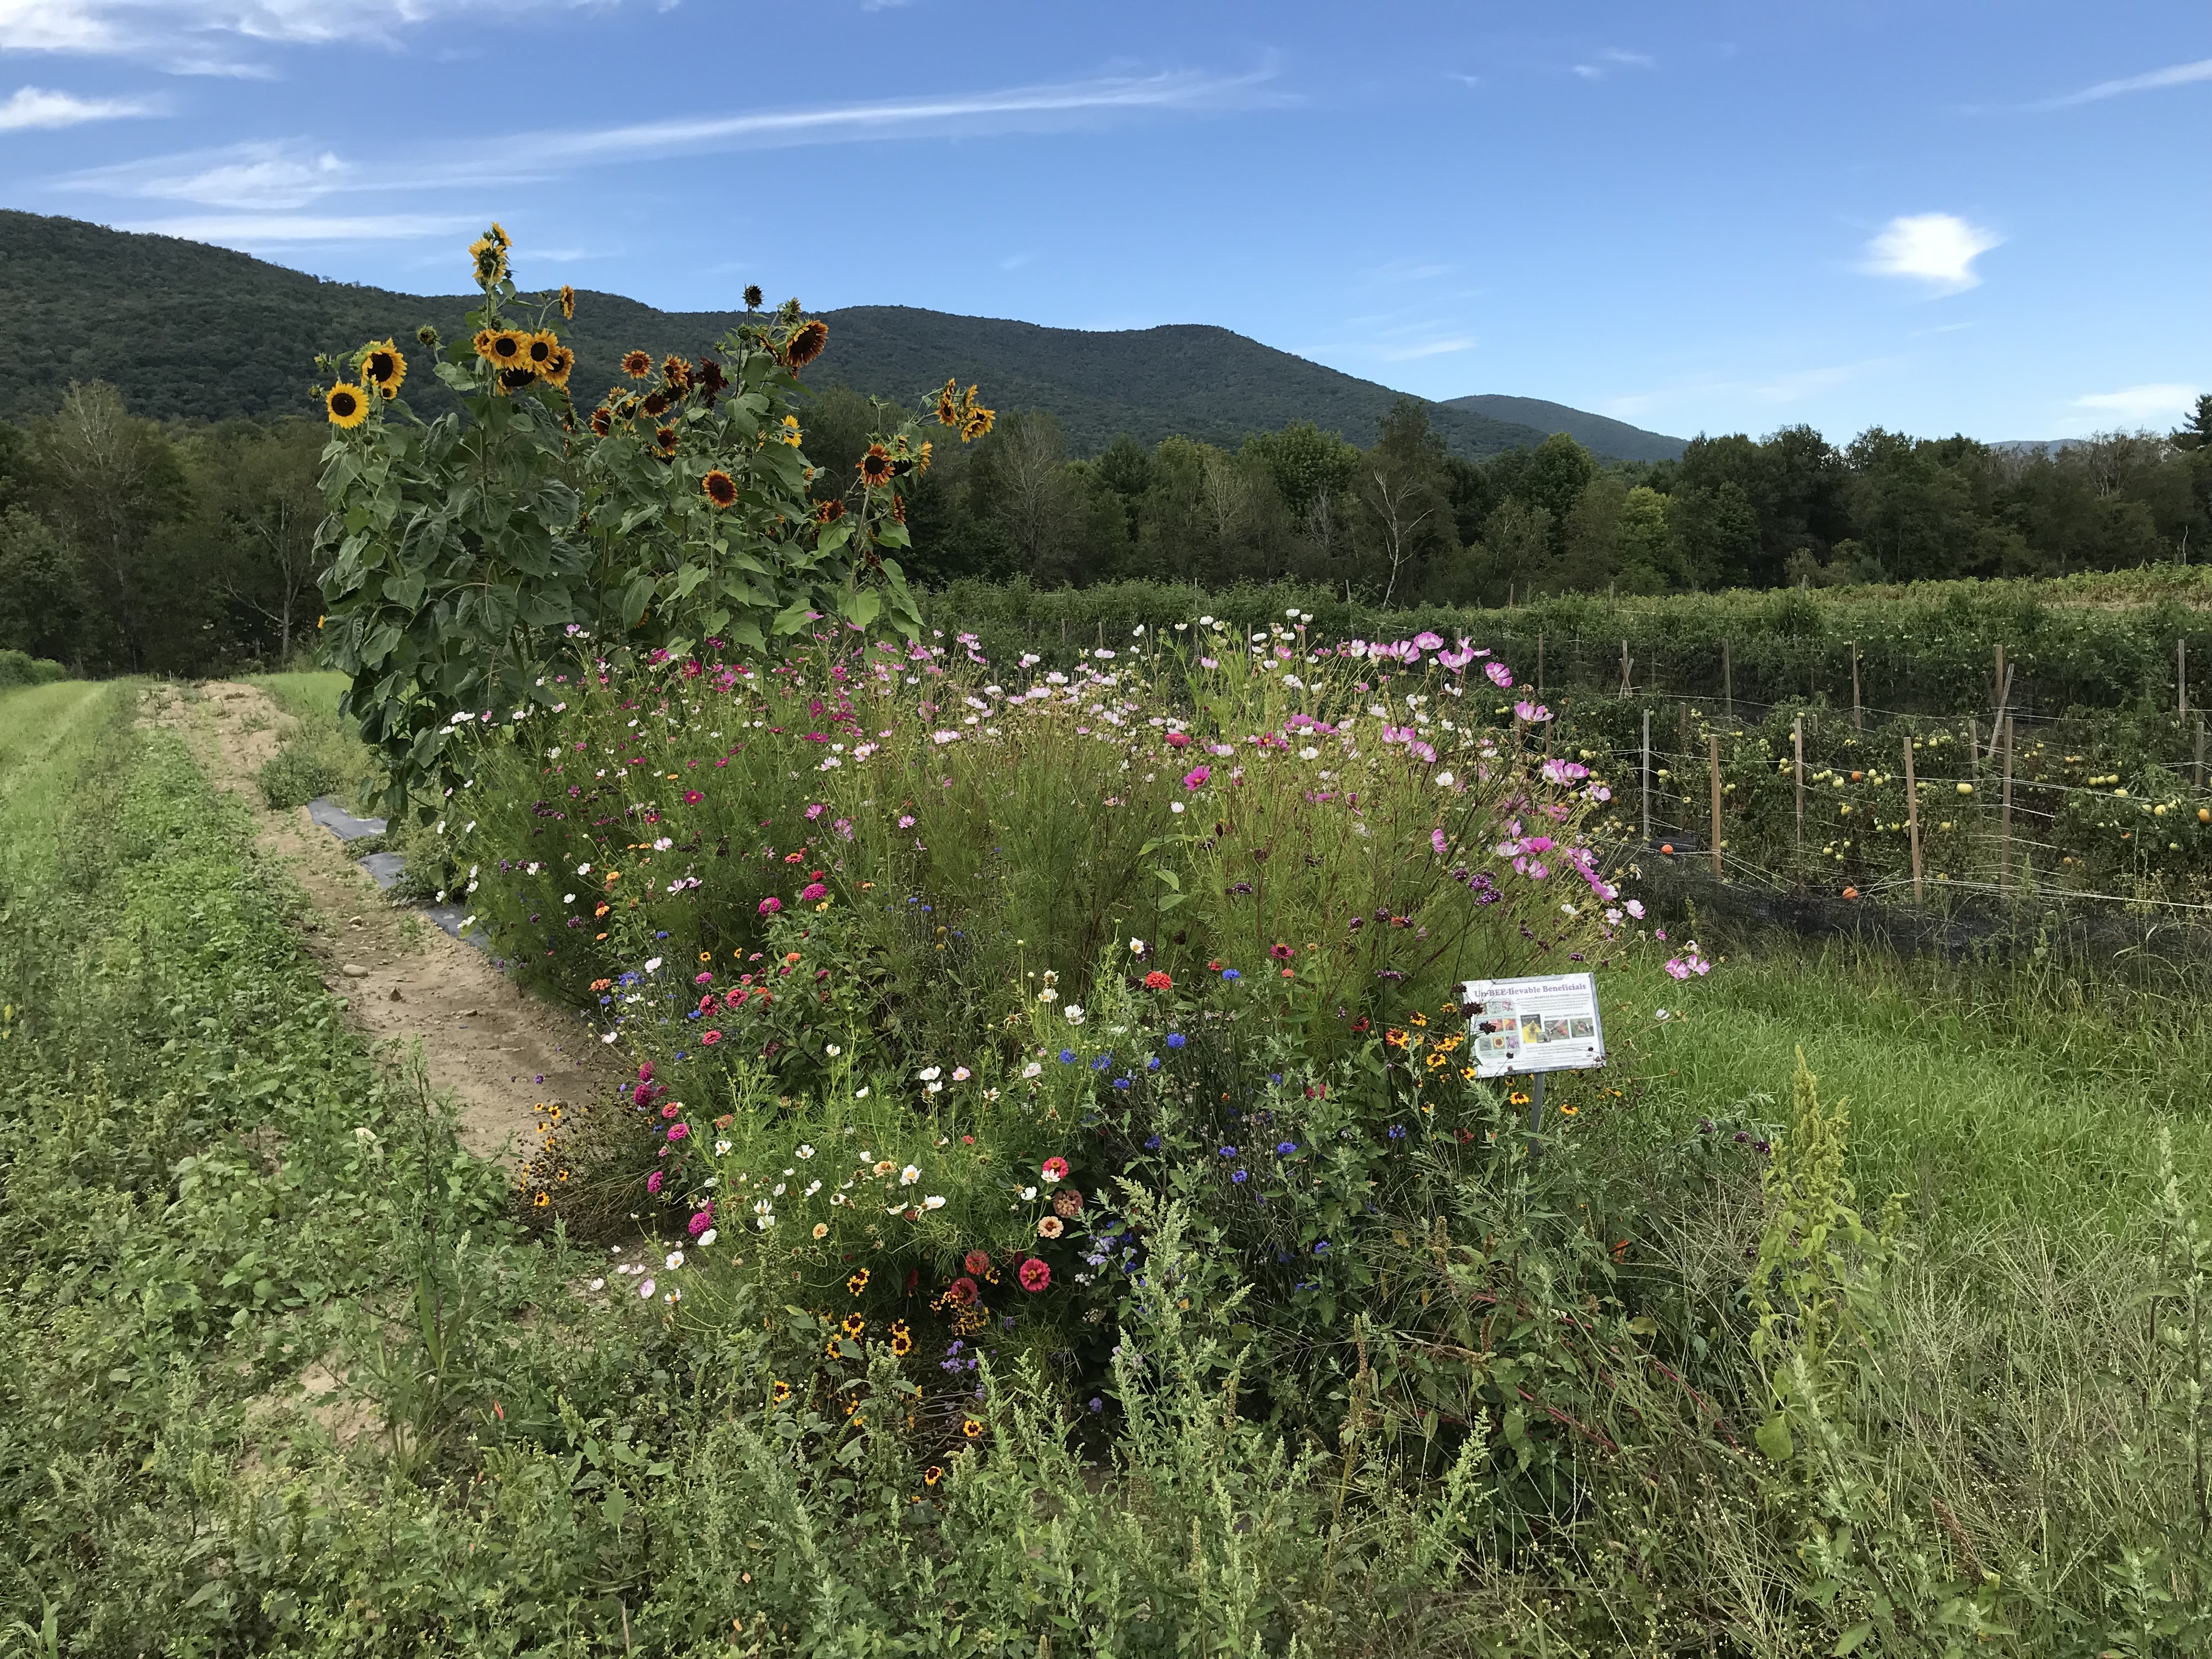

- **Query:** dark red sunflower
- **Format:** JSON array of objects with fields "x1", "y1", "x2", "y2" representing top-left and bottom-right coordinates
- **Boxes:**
[
  {"x1": 743, "y1": 283, "x2": 764, "y2": 309},
  {"x1": 641, "y1": 389, "x2": 672, "y2": 419},
  {"x1": 857, "y1": 443, "x2": 893, "y2": 487},
  {"x1": 785, "y1": 318, "x2": 828, "y2": 369},
  {"x1": 696, "y1": 359, "x2": 726, "y2": 395},
  {"x1": 588, "y1": 406, "x2": 613, "y2": 437},
  {"x1": 621, "y1": 349, "x2": 653, "y2": 379},
  {"x1": 661, "y1": 355, "x2": 692, "y2": 394},
  {"x1": 654, "y1": 425, "x2": 679, "y2": 458},
  {"x1": 814, "y1": 497, "x2": 845, "y2": 524},
  {"x1": 701, "y1": 470, "x2": 738, "y2": 509}
]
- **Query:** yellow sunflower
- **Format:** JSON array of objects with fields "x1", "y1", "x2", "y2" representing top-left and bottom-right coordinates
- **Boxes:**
[
  {"x1": 857, "y1": 444, "x2": 894, "y2": 487},
  {"x1": 559, "y1": 283, "x2": 576, "y2": 319},
  {"x1": 622, "y1": 349, "x2": 653, "y2": 379},
  {"x1": 523, "y1": 331, "x2": 558, "y2": 372},
  {"x1": 779, "y1": 414, "x2": 803, "y2": 447},
  {"x1": 477, "y1": 329, "x2": 528, "y2": 369},
  {"x1": 324, "y1": 382, "x2": 371, "y2": 428},
  {"x1": 468, "y1": 233, "x2": 508, "y2": 289},
  {"x1": 541, "y1": 344, "x2": 575, "y2": 389},
  {"x1": 785, "y1": 318, "x2": 828, "y2": 369},
  {"x1": 701, "y1": 470, "x2": 738, "y2": 509},
  {"x1": 935, "y1": 377, "x2": 960, "y2": 426},
  {"x1": 359, "y1": 338, "x2": 406, "y2": 397},
  {"x1": 588, "y1": 406, "x2": 613, "y2": 438},
  {"x1": 961, "y1": 405, "x2": 996, "y2": 442}
]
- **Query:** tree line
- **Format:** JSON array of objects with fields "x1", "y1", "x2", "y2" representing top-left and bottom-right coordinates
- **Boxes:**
[{"x1": 5, "y1": 379, "x2": 2209, "y2": 678}]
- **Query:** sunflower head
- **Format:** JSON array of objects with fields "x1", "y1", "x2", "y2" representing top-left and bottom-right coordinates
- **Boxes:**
[
  {"x1": 542, "y1": 344, "x2": 575, "y2": 389},
  {"x1": 661, "y1": 355, "x2": 692, "y2": 394},
  {"x1": 961, "y1": 404, "x2": 996, "y2": 442},
  {"x1": 779, "y1": 414, "x2": 803, "y2": 447},
  {"x1": 814, "y1": 497, "x2": 845, "y2": 524},
  {"x1": 641, "y1": 389, "x2": 672, "y2": 419},
  {"x1": 857, "y1": 444, "x2": 894, "y2": 487},
  {"x1": 622, "y1": 349, "x2": 653, "y2": 379},
  {"x1": 524, "y1": 331, "x2": 558, "y2": 370},
  {"x1": 890, "y1": 493, "x2": 906, "y2": 524},
  {"x1": 653, "y1": 424, "x2": 679, "y2": 458},
  {"x1": 935, "y1": 377, "x2": 960, "y2": 426},
  {"x1": 589, "y1": 406, "x2": 614, "y2": 438},
  {"x1": 469, "y1": 233, "x2": 508, "y2": 290},
  {"x1": 484, "y1": 329, "x2": 528, "y2": 367},
  {"x1": 499, "y1": 366, "x2": 539, "y2": 396},
  {"x1": 325, "y1": 382, "x2": 370, "y2": 428},
  {"x1": 559, "y1": 283, "x2": 576, "y2": 320},
  {"x1": 416, "y1": 323, "x2": 441, "y2": 348},
  {"x1": 696, "y1": 358, "x2": 726, "y2": 396},
  {"x1": 360, "y1": 338, "x2": 406, "y2": 396},
  {"x1": 743, "y1": 283, "x2": 764, "y2": 310},
  {"x1": 488, "y1": 221, "x2": 511, "y2": 250},
  {"x1": 785, "y1": 318, "x2": 828, "y2": 370},
  {"x1": 701, "y1": 469, "x2": 738, "y2": 509}
]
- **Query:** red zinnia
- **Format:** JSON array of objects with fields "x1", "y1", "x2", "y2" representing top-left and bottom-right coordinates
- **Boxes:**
[
  {"x1": 1143, "y1": 970, "x2": 1173, "y2": 990},
  {"x1": 963, "y1": 1249, "x2": 991, "y2": 1276},
  {"x1": 948, "y1": 1276, "x2": 979, "y2": 1306},
  {"x1": 1018, "y1": 1257, "x2": 1051, "y2": 1293}
]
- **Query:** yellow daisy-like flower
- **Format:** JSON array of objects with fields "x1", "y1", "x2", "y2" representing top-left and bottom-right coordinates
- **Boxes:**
[
  {"x1": 847, "y1": 1269, "x2": 871, "y2": 1296},
  {"x1": 961, "y1": 1418, "x2": 983, "y2": 1440},
  {"x1": 489, "y1": 221, "x2": 511, "y2": 249},
  {"x1": 840, "y1": 1312, "x2": 866, "y2": 1339},
  {"x1": 531, "y1": 1190, "x2": 550, "y2": 1208},
  {"x1": 324, "y1": 382, "x2": 370, "y2": 428},
  {"x1": 359, "y1": 338, "x2": 406, "y2": 397},
  {"x1": 1460, "y1": 1066, "x2": 1477, "y2": 1081},
  {"x1": 469, "y1": 233, "x2": 508, "y2": 289},
  {"x1": 523, "y1": 330, "x2": 559, "y2": 372},
  {"x1": 960, "y1": 405, "x2": 995, "y2": 442},
  {"x1": 823, "y1": 1338, "x2": 843, "y2": 1359},
  {"x1": 923, "y1": 1464, "x2": 943, "y2": 1487},
  {"x1": 780, "y1": 414, "x2": 803, "y2": 447},
  {"x1": 1509, "y1": 1091, "x2": 1531, "y2": 1108},
  {"x1": 771, "y1": 1380, "x2": 792, "y2": 1406}
]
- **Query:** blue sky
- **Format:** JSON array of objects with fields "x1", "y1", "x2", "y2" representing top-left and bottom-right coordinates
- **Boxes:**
[{"x1": 2, "y1": 0, "x2": 2205, "y2": 444}]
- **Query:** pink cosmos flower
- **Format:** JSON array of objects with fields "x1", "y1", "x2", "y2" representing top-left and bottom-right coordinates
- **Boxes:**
[
  {"x1": 1431, "y1": 828, "x2": 1449, "y2": 856},
  {"x1": 1485, "y1": 661, "x2": 1514, "y2": 689},
  {"x1": 1182, "y1": 766, "x2": 1211, "y2": 790},
  {"x1": 1412, "y1": 630, "x2": 1444, "y2": 651},
  {"x1": 683, "y1": 789, "x2": 704, "y2": 805}
]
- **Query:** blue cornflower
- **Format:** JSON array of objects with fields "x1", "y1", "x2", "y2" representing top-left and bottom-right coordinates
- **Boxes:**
[
  {"x1": 1091, "y1": 1054, "x2": 1110, "y2": 1071},
  {"x1": 1218, "y1": 1145, "x2": 1237, "y2": 1158},
  {"x1": 1088, "y1": 1397, "x2": 1103, "y2": 1413},
  {"x1": 1144, "y1": 1135, "x2": 1162, "y2": 1150},
  {"x1": 1113, "y1": 1077, "x2": 1132, "y2": 1090},
  {"x1": 1166, "y1": 1032, "x2": 1186, "y2": 1049},
  {"x1": 1388, "y1": 1124, "x2": 1406, "y2": 1139},
  {"x1": 1313, "y1": 1240, "x2": 1330, "y2": 1254},
  {"x1": 1269, "y1": 1073, "x2": 1283, "y2": 1084},
  {"x1": 1221, "y1": 968, "x2": 1240, "y2": 980},
  {"x1": 1276, "y1": 1141, "x2": 1297, "y2": 1155},
  {"x1": 1060, "y1": 1049, "x2": 1076, "y2": 1064},
  {"x1": 1146, "y1": 1056, "x2": 1161, "y2": 1071},
  {"x1": 1231, "y1": 1169, "x2": 1248, "y2": 1183}
]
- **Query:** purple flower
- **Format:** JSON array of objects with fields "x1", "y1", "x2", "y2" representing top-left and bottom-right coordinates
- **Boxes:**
[
  {"x1": 1166, "y1": 1033, "x2": 1186, "y2": 1048},
  {"x1": 1485, "y1": 661, "x2": 1514, "y2": 689},
  {"x1": 1219, "y1": 1145, "x2": 1238, "y2": 1158},
  {"x1": 1276, "y1": 1141, "x2": 1296, "y2": 1155},
  {"x1": 1221, "y1": 968, "x2": 1240, "y2": 981}
]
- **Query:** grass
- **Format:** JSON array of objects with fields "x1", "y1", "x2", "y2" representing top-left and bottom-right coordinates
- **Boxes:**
[{"x1": 241, "y1": 669, "x2": 381, "y2": 811}]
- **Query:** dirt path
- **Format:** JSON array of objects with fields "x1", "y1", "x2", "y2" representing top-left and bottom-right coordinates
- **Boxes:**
[{"x1": 142, "y1": 680, "x2": 613, "y2": 1163}]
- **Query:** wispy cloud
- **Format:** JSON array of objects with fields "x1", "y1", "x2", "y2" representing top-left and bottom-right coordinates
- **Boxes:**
[
  {"x1": 0, "y1": 0, "x2": 627, "y2": 59},
  {"x1": 122, "y1": 211, "x2": 475, "y2": 244},
  {"x1": 1377, "y1": 336, "x2": 1474, "y2": 361},
  {"x1": 1861, "y1": 212, "x2": 2000, "y2": 294},
  {"x1": 2073, "y1": 382, "x2": 2199, "y2": 425},
  {"x1": 1572, "y1": 48, "x2": 1653, "y2": 81},
  {"x1": 0, "y1": 83, "x2": 161, "y2": 129},
  {"x1": 2035, "y1": 57, "x2": 2212, "y2": 110},
  {"x1": 58, "y1": 66, "x2": 1283, "y2": 210},
  {"x1": 1604, "y1": 357, "x2": 1899, "y2": 420}
]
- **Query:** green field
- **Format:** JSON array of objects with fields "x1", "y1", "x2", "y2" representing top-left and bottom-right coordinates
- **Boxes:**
[{"x1": 3, "y1": 672, "x2": 2206, "y2": 1656}]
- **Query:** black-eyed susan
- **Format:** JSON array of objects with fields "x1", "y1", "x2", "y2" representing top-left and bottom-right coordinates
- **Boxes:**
[
  {"x1": 814, "y1": 497, "x2": 845, "y2": 524},
  {"x1": 360, "y1": 338, "x2": 406, "y2": 397},
  {"x1": 558, "y1": 283, "x2": 575, "y2": 320},
  {"x1": 325, "y1": 382, "x2": 371, "y2": 428},
  {"x1": 541, "y1": 344, "x2": 575, "y2": 390},
  {"x1": 588, "y1": 406, "x2": 613, "y2": 438},
  {"x1": 785, "y1": 318, "x2": 828, "y2": 369},
  {"x1": 532, "y1": 1190, "x2": 550, "y2": 1208},
  {"x1": 847, "y1": 1268, "x2": 871, "y2": 1296},
  {"x1": 701, "y1": 470, "x2": 738, "y2": 509},
  {"x1": 622, "y1": 349, "x2": 653, "y2": 379},
  {"x1": 858, "y1": 444, "x2": 894, "y2": 487}
]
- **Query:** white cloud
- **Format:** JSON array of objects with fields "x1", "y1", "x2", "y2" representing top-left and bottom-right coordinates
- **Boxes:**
[
  {"x1": 73, "y1": 139, "x2": 346, "y2": 206},
  {"x1": 1861, "y1": 212, "x2": 2000, "y2": 294},
  {"x1": 2039, "y1": 57, "x2": 2212, "y2": 109},
  {"x1": 1573, "y1": 48, "x2": 1654, "y2": 81},
  {"x1": 123, "y1": 211, "x2": 473, "y2": 243},
  {"x1": 2073, "y1": 383, "x2": 2200, "y2": 425},
  {"x1": 0, "y1": 0, "x2": 631, "y2": 69},
  {"x1": 1377, "y1": 336, "x2": 1474, "y2": 361},
  {"x1": 0, "y1": 84, "x2": 160, "y2": 129}
]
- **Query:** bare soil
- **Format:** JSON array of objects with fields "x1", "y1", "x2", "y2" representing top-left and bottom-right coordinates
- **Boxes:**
[{"x1": 142, "y1": 680, "x2": 614, "y2": 1163}]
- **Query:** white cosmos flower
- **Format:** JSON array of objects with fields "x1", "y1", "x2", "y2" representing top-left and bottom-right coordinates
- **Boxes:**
[
  {"x1": 923, "y1": 1194, "x2": 946, "y2": 1210},
  {"x1": 825, "y1": 1045, "x2": 842, "y2": 1057},
  {"x1": 797, "y1": 1143, "x2": 815, "y2": 1159},
  {"x1": 564, "y1": 893, "x2": 575, "y2": 903},
  {"x1": 918, "y1": 1066, "x2": 941, "y2": 1081},
  {"x1": 1036, "y1": 987, "x2": 1058, "y2": 1003},
  {"x1": 697, "y1": 1228, "x2": 717, "y2": 1247},
  {"x1": 1299, "y1": 747, "x2": 1320, "y2": 760},
  {"x1": 1021, "y1": 1186, "x2": 1038, "y2": 1200},
  {"x1": 1436, "y1": 771, "x2": 1455, "y2": 787},
  {"x1": 1064, "y1": 1004, "x2": 1086, "y2": 1025},
  {"x1": 753, "y1": 1198, "x2": 774, "y2": 1216},
  {"x1": 715, "y1": 1139, "x2": 732, "y2": 1156},
  {"x1": 589, "y1": 1277, "x2": 606, "y2": 1291},
  {"x1": 773, "y1": 1182, "x2": 787, "y2": 1197},
  {"x1": 900, "y1": 1164, "x2": 921, "y2": 1185},
  {"x1": 577, "y1": 862, "x2": 591, "y2": 874},
  {"x1": 639, "y1": 1278, "x2": 655, "y2": 1298},
  {"x1": 854, "y1": 1087, "x2": 870, "y2": 1099},
  {"x1": 665, "y1": 1250, "x2": 685, "y2": 1269},
  {"x1": 1021, "y1": 1062, "x2": 1042, "y2": 1079}
]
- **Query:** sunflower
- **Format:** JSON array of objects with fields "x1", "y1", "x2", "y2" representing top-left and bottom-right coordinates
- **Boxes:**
[
  {"x1": 622, "y1": 349, "x2": 653, "y2": 379},
  {"x1": 771, "y1": 1379, "x2": 792, "y2": 1405},
  {"x1": 588, "y1": 407, "x2": 613, "y2": 437},
  {"x1": 653, "y1": 425, "x2": 679, "y2": 458},
  {"x1": 890, "y1": 493, "x2": 906, "y2": 524},
  {"x1": 785, "y1": 318, "x2": 828, "y2": 369},
  {"x1": 558, "y1": 283, "x2": 576, "y2": 320},
  {"x1": 858, "y1": 444, "x2": 894, "y2": 487},
  {"x1": 479, "y1": 329, "x2": 528, "y2": 368},
  {"x1": 661, "y1": 355, "x2": 692, "y2": 394},
  {"x1": 814, "y1": 497, "x2": 845, "y2": 524},
  {"x1": 779, "y1": 414, "x2": 803, "y2": 447},
  {"x1": 696, "y1": 358, "x2": 727, "y2": 396},
  {"x1": 541, "y1": 344, "x2": 575, "y2": 389},
  {"x1": 360, "y1": 338, "x2": 406, "y2": 397},
  {"x1": 469, "y1": 234, "x2": 507, "y2": 288},
  {"x1": 499, "y1": 367, "x2": 539, "y2": 396},
  {"x1": 324, "y1": 382, "x2": 370, "y2": 428},
  {"x1": 520, "y1": 331, "x2": 556, "y2": 372},
  {"x1": 935, "y1": 377, "x2": 960, "y2": 426},
  {"x1": 641, "y1": 389, "x2": 672, "y2": 419},
  {"x1": 743, "y1": 283, "x2": 764, "y2": 309},
  {"x1": 701, "y1": 470, "x2": 738, "y2": 509},
  {"x1": 961, "y1": 405, "x2": 996, "y2": 442},
  {"x1": 488, "y1": 221, "x2": 511, "y2": 250}
]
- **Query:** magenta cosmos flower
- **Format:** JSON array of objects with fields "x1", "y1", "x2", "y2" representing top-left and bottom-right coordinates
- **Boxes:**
[{"x1": 1182, "y1": 766, "x2": 1211, "y2": 791}]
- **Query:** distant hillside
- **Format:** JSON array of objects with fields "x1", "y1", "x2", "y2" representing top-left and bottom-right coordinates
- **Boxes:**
[
  {"x1": 2, "y1": 211, "x2": 1657, "y2": 461},
  {"x1": 1440, "y1": 394, "x2": 1684, "y2": 462}
]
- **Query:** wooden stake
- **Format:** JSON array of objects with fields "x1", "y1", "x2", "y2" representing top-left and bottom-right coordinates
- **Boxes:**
[
  {"x1": 1850, "y1": 641, "x2": 1863, "y2": 731},
  {"x1": 1968, "y1": 716, "x2": 1979, "y2": 778},
  {"x1": 1722, "y1": 639, "x2": 1734, "y2": 726},
  {"x1": 1619, "y1": 639, "x2": 1633, "y2": 696},
  {"x1": 1708, "y1": 733, "x2": 1724, "y2": 881},
  {"x1": 1999, "y1": 713, "x2": 2015, "y2": 895},
  {"x1": 1641, "y1": 708, "x2": 1652, "y2": 844},
  {"x1": 1537, "y1": 632, "x2": 1545, "y2": 697},
  {"x1": 1793, "y1": 714, "x2": 1805, "y2": 848},
  {"x1": 2197, "y1": 716, "x2": 2206, "y2": 792},
  {"x1": 1903, "y1": 733, "x2": 1923, "y2": 904},
  {"x1": 2181, "y1": 638, "x2": 2190, "y2": 719},
  {"x1": 1988, "y1": 645, "x2": 2010, "y2": 763}
]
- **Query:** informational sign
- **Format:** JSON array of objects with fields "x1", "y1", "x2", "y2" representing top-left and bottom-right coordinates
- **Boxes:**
[{"x1": 1460, "y1": 972, "x2": 1606, "y2": 1079}]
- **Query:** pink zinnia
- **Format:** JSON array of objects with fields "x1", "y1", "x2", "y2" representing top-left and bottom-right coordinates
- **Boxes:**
[
  {"x1": 1041, "y1": 1156, "x2": 1069, "y2": 1181},
  {"x1": 667, "y1": 1122, "x2": 689, "y2": 1141},
  {"x1": 758, "y1": 896, "x2": 782, "y2": 915},
  {"x1": 800, "y1": 882, "x2": 827, "y2": 901},
  {"x1": 1182, "y1": 766, "x2": 1210, "y2": 790},
  {"x1": 702, "y1": 1030, "x2": 721, "y2": 1046},
  {"x1": 1018, "y1": 1257, "x2": 1051, "y2": 1293},
  {"x1": 646, "y1": 1169, "x2": 664, "y2": 1194}
]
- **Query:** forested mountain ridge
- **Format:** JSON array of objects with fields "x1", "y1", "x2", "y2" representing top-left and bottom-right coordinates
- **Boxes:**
[
  {"x1": 0, "y1": 210, "x2": 1678, "y2": 460},
  {"x1": 1443, "y1": 394, "x2": 1684, "y2": 462}
]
